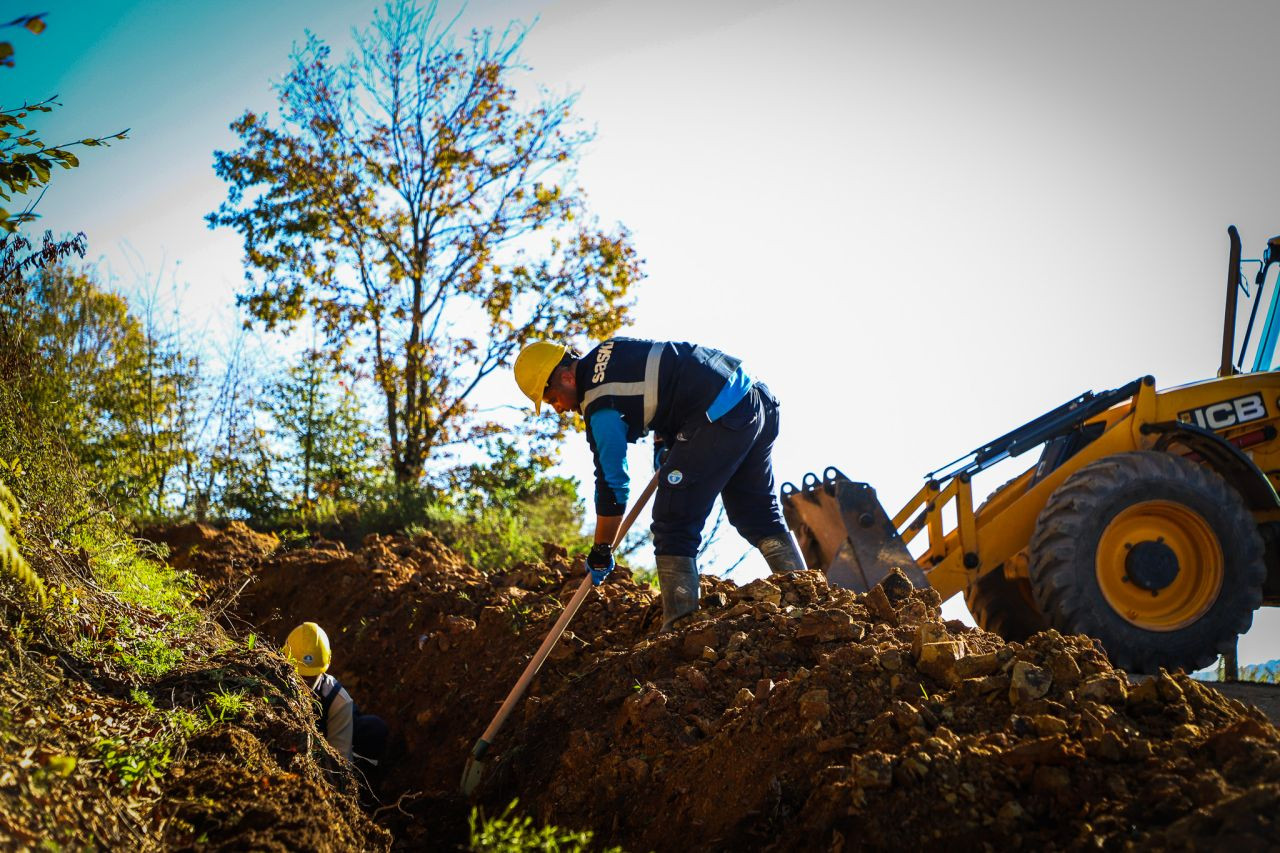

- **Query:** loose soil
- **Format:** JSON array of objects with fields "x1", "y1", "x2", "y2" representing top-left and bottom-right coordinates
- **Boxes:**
[
  {"x1": 1207, "y1": 681, "x2": 1280, "y2": 727},
  {"x1": 152, "y1": 523, "x2": 1280, "y2": 851}
]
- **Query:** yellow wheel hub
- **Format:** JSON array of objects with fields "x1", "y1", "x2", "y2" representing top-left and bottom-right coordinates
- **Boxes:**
[{"x1": 1096, "y1": 500, "x2": 1223, "y2": 632}]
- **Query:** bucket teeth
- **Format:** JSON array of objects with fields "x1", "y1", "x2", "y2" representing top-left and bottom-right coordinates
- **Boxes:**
[{"x1": 780, "y1": 468, "x2": 929, "y2": 593}]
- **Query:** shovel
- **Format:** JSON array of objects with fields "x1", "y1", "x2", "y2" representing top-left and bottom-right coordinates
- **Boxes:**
[{"x1": 460, "y1": 469, "x2": 661, "y2": 796}]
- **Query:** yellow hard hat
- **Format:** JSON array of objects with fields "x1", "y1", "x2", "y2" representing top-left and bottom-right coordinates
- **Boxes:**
[
  {"x1": 514, "y1": 341, "x2": 568, "y2": 414},
  {"x1": 284, "y1": 622, "x2": 331, "y2": 676}
]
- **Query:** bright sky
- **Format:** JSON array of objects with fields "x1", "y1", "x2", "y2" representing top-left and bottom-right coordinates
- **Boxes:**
[{"x1": 9, "y1": 0, "x2": 1280, "y2": 664}]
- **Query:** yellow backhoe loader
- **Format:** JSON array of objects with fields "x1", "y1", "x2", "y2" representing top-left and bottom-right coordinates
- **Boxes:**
[{"x1": 782, "y1": 226, "x2": 1280, "y2": 674}]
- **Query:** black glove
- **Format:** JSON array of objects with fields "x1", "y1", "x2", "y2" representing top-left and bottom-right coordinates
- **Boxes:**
[{"x1": 586, "y1": 542, "x2": 614, "y2": 585}]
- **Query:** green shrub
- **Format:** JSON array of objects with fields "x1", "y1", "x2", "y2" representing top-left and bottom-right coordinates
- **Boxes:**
[
  {"x1": 423, "y1": 441, "x2": 591, "y2": 571},
  {"x1": 0, "y1": 478, "x2": 45, "y2": 604},
  {"x1": 255, "y1": 440, "x2": 593, "y2": 572}
]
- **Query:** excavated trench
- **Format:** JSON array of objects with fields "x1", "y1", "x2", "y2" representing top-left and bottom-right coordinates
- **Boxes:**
[{"x1": 154, "y1": 522, "x2": 1280, "y2": 851}]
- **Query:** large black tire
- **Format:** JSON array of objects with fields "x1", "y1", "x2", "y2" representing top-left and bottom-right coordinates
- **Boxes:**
[
  {"x1": 1029, "y1": 451, "x2": 1265, "y2": 674},
  {"x1": 963, "y1": 476, "x2": 1050, "y2": 641},
  {"x1": 964, "y1": 568, "x2": 1050, "y2": 641}
]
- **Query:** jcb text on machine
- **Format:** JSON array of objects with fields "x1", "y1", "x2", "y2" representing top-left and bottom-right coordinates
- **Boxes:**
[{"x1": 782, "y1": 226, "x2": 1280, "y2": 673}]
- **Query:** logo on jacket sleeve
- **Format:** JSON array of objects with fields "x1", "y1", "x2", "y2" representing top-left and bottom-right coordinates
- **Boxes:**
[{"x1": 666, "y1": 470, "x2": 683, "y2": 485}]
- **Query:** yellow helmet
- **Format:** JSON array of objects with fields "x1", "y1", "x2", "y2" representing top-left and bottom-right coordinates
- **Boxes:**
[
  {"x1": 284, "y1": 622, "x2": 331, "y2": 676},
  {"x1": 514, "y1": 341, "x2": 568, "y2": 414}
]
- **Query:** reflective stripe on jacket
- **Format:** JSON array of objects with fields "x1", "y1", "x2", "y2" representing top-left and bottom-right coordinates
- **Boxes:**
[{"x1": 578, "y1": 338, "x2": 747, "y2": 515}]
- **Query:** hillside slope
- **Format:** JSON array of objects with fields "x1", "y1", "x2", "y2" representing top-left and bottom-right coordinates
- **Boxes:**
[{"x1": 0, "y1": 526, "x2": 389, "y2": 851}]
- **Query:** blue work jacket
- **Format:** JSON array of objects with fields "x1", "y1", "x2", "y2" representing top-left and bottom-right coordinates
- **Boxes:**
[{"x1": 577, "y1": 338, "x2": 750, "y2": 515}]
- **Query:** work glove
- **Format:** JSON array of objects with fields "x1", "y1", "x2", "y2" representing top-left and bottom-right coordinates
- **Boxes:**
[
  {"x1": 653, "y1": 439, "x2": 669, "y2": 472},
  {"x1": 586, "y1": 542, "x2": 615, "y2": 585}
]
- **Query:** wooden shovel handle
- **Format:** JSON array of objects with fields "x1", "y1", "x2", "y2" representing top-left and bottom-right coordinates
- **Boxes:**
[{"x1": 473, "y1": 470, "x2": 661, "y2": 751}]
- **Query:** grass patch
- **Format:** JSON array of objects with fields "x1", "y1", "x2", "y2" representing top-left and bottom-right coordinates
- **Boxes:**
[
  {"x1": 115, "y1": 628, "x2": 185, "y2": 678},
  {"x1": 79, "y1": 533, "x2": 193, "y2": 618},
  {"x1": 167, "y1": 707, "x2": 205, "y2": 737},
  {"x1": 89, "y1": 697, "x2": 209, "y2": 796},
  {"x1": 94, "y1": 735, "x2": 173, "y2": 793},
  {"x1": 205, "y1": 685, "x2": 251, "y2": 723},
  {"x1": 97, "y1": 611, "x2": 201, "y2": 679},
  {"x1": 469, "y1": 800, "x2": 624, "y2": 853},
  {"x1": 129, "y1": 688, "x2": 157, "y2": 712}
]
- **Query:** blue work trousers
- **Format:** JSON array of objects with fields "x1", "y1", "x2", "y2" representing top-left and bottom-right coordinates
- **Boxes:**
[{"x1": 651, "y1": 385, "x2": 788, "y2": 558}]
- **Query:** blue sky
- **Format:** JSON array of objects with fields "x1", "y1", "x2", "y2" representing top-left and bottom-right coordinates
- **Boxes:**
[{"x1": 8, "y1": 0, "x2": 1280, "y2": 662}]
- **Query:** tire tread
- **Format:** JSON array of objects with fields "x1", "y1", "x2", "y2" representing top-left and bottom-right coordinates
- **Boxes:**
[{"x1": 1029, "y1": 451, "x2": 1265, "y2": 673}]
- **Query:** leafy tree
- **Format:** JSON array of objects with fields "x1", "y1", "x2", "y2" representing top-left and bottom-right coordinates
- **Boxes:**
[
  {"x1": 210, "y1": 0, "x2": 643, "y2": 485},
  {"x1": 0, "y1": 13, "x2": 47, "y2": 69},
  {"x1": 0, "y1": 97, "x2": 125, "y2": 233},
  {"x1": 134, "y1": 289, "x2": 203, "y2": 517},
  {"x1": 266, "y1": 349, "x2": 380, "y2": 510},
  {"x1": 0, "y1": 228, "x2": 86, "y2": 289},
  {"x1": 189, "y1": 334, "x2": 281, "y2": 522},
  {"x1": 2, "y1": 11, "x2": 126, "y2": 252},
  {"x1": 0, "y1": 262, "x2": 195, "y2": 516}
]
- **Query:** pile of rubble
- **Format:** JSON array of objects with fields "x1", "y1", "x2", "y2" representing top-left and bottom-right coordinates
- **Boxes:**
[
  {"x1": 494, "y1": 568, "x2": 1279, "y2": 849},
  {"x1": 157, "y1": 526, "x2": 1280, "y2": 850}
]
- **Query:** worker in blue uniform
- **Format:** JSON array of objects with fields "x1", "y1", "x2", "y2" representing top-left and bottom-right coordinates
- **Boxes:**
[{"x1": 514, "y1": 338, "x2": 805, "y2": 631}]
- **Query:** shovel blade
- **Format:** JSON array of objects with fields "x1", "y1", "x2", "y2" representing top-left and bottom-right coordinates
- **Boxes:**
[
  {"x1": 781, "y1": 468, "x2": 929, "y2": 593},
  {"x1": 460, "y1": 738, "x2": 490, "y2": 797},
  {"x1": 460, "y1": 755, "x2": 485, "y2": 797}
]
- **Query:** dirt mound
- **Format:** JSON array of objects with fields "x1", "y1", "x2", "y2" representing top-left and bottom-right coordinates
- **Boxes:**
[
  {"x1": 228, "y1": 533, "x2": 657, "y2": 845},
  {"x1": 151, "y1": 650, "x2": 389, "y2": 851},
  {"x1": 143, "y1": 520, "x2": 279, "y2": 589},
  {"x1": 200, "y1": 528, "x2": 1280, "y2": 851}
]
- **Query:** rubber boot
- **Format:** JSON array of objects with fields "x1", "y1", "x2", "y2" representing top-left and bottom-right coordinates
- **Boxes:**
[
  {"x1": 657, "y1": 554, "x2": 700, "y2": 632},
  {"x1": 757, "y1": 532, "x2": 805, "y2": 574}
]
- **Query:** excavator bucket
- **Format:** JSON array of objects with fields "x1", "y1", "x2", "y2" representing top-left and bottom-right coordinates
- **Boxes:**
[{"x1": 780, "y1": 468, "x2": 930, "y2": 593}]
